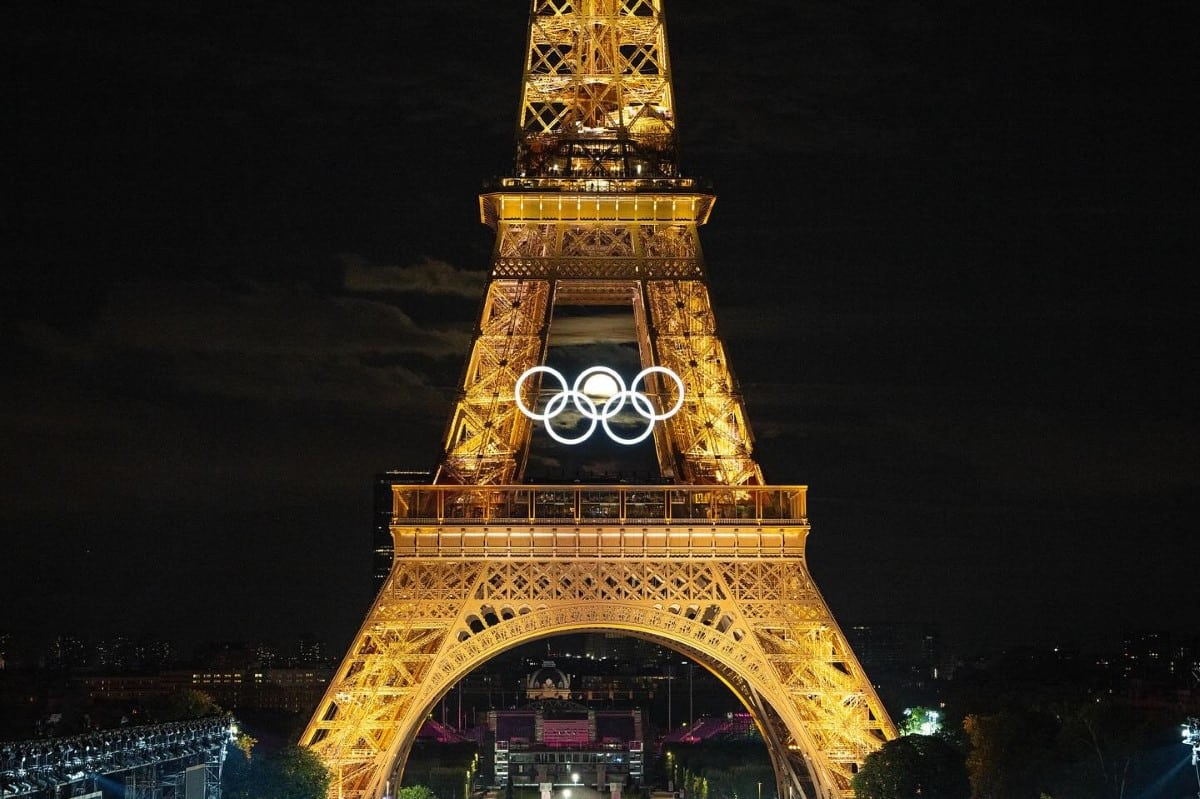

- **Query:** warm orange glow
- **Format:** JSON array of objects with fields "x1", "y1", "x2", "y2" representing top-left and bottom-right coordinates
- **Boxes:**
[{"x1": 303, "y1": 3, "x2": 894, "y2": 798}]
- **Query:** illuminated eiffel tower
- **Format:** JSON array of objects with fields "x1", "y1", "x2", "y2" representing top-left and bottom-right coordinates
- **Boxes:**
[{"x1": 301, "y1": 2, "x2": 896, "y2": 798}]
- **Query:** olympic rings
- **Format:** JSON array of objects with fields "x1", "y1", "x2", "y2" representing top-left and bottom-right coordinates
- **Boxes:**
[{"x1": 515, "y1": 365, "x2": 686, "y2": 446}]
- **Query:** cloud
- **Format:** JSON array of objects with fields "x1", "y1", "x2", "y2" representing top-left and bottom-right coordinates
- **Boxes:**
[
  {"x1": 18, "y1": 279, "x2": 471, "y2": 412},
  {"x1": 341, "y1": 254, "x2": 488, "y2": 297},
  {"x1": 547, "y1": 314, "x2": 638, "y2": 345},
  {"x1": 106, "y1": 279, "x2": 464, "y2": 351},
  {"x1": 4, "y1": 276, "x2": 474, "y2": 522}
]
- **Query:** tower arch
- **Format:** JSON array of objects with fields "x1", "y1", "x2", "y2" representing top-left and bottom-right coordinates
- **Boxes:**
[
  {"x1": 373, "y1": 614, "x2": 854, "y2": 799},
  {"x1": 304, "y1": 513, "x2": 893, "y2": 799}
]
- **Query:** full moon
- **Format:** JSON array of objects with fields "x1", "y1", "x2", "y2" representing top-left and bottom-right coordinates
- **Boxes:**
[{"x1": 581, "y1": 372, "x2": 620, "y2": 397}]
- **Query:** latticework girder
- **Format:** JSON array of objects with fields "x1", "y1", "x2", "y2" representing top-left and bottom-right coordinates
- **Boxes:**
[
  {"x1": 444, "y1": 188, "x2": 761, "y2": 486},
  {"x1": 522, "y1": 0, "x2": 673, "y2": 133},
  {"x1": 308, "y1": 1, "x2": 895, "y2": 797},
  {"x1": 438, "y1": 280, "x2": 549, "y2": 484},
  {"x1": 517, "y1": 0, "x2": 676, "y2": 179},
  {"x1": 302, "y1": 527, "x2": 894, "y2": 799},
  {"x1": 647, "y1": 280, "x2": 763, "y2": 485}
]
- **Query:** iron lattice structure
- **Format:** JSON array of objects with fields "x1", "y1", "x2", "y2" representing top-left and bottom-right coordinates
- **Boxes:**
[{"x1": 301, "y1": 2, "x2": 896, "y2": 798}]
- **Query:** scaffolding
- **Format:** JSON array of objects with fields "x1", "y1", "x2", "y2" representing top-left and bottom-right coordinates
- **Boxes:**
[{"x1": 0, "y1": 716, "x2": 233, "y2": 798}]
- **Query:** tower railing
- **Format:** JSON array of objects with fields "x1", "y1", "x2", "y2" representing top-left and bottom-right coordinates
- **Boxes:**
[
  {"x1": 496, "y1": 176, "x2": 700, "y2": 192},
  {"x1": 391, "y1": 484, "x2": 807, "y2": 526}
]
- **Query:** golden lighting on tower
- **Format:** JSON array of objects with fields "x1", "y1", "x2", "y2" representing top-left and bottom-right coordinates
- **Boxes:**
[{"x1": 301, "y1": 3, "x2": 895, "y2": 798}]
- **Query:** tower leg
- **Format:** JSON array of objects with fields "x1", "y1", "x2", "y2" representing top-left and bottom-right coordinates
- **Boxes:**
[{"x1": 302, "y1": 548, "x2": 893, "y2": 799}]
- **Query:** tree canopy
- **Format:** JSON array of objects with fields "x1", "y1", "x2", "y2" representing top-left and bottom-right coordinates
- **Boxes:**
[
  {"x1": 223, "y1": 743, "x2": 331, "y2": 799},
  {"x1": 852, "y1": 734, "x2": 969, "y2": 799},
  {"x1": 397, "y1": 786, "x2": 437, "y2": 799}
]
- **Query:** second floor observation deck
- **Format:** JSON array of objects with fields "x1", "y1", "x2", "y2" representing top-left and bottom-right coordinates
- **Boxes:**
[{"x1": 389, "y1": 484, "x2": 810, "y2": 559}]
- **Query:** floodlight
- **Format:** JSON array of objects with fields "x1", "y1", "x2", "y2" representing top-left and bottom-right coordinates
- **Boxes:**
[{"x1": 1183, "y1": 717, "x2": 1200, "y2": 766}]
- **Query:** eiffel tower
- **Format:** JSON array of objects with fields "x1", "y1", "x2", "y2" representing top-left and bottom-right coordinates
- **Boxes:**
[{"x1": 301, "y1": 2, "x2": 896, "y2": 798}]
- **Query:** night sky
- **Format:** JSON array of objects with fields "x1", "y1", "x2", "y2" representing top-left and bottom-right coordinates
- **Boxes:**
[{"x1": 5, "y1": 1, "x2": 1196, "y2": 660}]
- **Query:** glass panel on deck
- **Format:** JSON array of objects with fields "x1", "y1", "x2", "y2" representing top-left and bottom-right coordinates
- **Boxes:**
[
  {"x1": 444, "y1": 490, "x2": 489, "y2": 519},
  {"x1": 534, "y1": 489, "x2": 575, "y2": 520},
  {"x1": 581, "y1": 490, "x2": 619, "y2": 521},
  {"x1": 624, "y1": 489, "x2": 664, "y2": 520},
  {"x1": 494, "y1": 488, "x2": 532, "y2": 521}
]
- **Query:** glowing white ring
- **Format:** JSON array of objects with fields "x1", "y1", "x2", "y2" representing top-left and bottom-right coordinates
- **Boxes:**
[
  {"x1": 574, "y1": 366, "x2": 626, "y2": 418},
  {"x1": 544, "y1": 389, "x2": 598, "y2": 445},
  {"x1": 514, "y1": 366, "x2": 567, "y2": 422},
  {"x1": 632, "y1": 366, "x2": 686, "y2": 420},
  {"x1": 515, "y1": 364, "x2": 685, "y2": 446},
  {"x1": 602, "y1": 390, "x2": 657, "y2": 445}
]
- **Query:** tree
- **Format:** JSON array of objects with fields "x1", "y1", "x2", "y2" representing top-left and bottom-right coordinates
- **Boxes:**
[
  {"x1": 234, "y1": 731, "x2": 258, "y2": 761},
  {"x1": 1046, "y1": 698, "x2": 1180, "y2": 799},
  {"x1": 224, "y1": 743, "x2": 331, "y2": 799},
  {"x1": 429, "y1": 765, "x2": 468, "y2": 799},
  {"x1": 963, "y1": 709, "x2": 1058, "y2": 799},
  {"x1": 729, "y1": 764, "x2": 773, "y2": 799},
  {"x1": 665, "y1": 740, "x2": 772, "y2": 799},
  {"x1": 397, "y1": 786, "x2": 438, "y2": 799},
  {"x1": 403, "y1": 741, "x2": 479, "y2": 799},
  {"x1": 152, "y1": 688, "x2": 221, "y2": 721},
  {"x1": 264, "y1": 746, "x2": 331, "y2": 799},
  {"x1": 852, "y1": 734, "x2": 969, "y2": 799},
  {"x1": 899, "y1": 706, "x2": 944, "y2": 737}
]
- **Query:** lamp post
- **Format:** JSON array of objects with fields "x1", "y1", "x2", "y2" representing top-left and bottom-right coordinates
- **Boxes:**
[
  {"x1": 687, "y1": 663, "x2": 694, "y2": 729},
  {"x1": 667, "y1": 672, "x2": 673, "y2": 733}
]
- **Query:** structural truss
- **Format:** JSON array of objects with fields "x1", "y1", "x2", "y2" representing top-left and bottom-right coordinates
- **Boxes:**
[
  {"x1": 302, "y1": 2, "x2": 896, "y2": 798},
  {"x1": 0, "y1": 717, "x2": 232, "y2": 798}
]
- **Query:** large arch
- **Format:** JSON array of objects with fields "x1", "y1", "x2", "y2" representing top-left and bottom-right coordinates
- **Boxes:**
[
  {"x1": 392, "y1": 607, "x2": 830, "y2": 799},
  {"x1": 302, "y1": 542, "x2": 895, "y2": 799}
]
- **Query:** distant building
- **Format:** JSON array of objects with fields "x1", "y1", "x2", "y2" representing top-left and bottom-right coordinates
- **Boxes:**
[
  {"x1": 373, "y1": 470, "x2": 433, "y2": 591},
  {"x1": 845, "y1": 623, "x2": 946, "y2": 680},
  {"x1": 77, "y1": 667, "x2": 332, "y2": 714},
  {"x1": 47, "y1": 635, "x2": 89, "y2": 670},
  {"x1": 1121, "y1": 630, "x2": 1177, "y2": 679},
  {"x1": 488, "y1": 662, "x2": 645, "y2": 790},
  {"x1": 296, "y1": 636, "x2": 329, "y2": 665},
  {"x1": 194, "y1": 641, "x2": 257, "y2": 671},
  {"x1": 1117, "y1": 630, "x2": 1199, "y2": 704},
  {"x1": 253, "y1": 642, "x2": 280, "y2": 668},
  {"x1": 581, "y1": 633, "x2": 638, "y2": 664},
  {"x1": 528, "y1": 661, "x2": 572, "y2": 700}
]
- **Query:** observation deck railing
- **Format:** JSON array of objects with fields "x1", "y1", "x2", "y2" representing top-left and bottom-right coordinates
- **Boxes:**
[
  {"x1": 392, "y1": 484, "x2": 806, "y2": 526},
  {"x1": 496, "y1": 176, "x2": 702, "y2": 192}
]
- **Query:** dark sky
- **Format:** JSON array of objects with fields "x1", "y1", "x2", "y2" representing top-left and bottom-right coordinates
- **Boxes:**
[{"x1": 5, "y1": 1, "x2": 1196, "y2": 659}]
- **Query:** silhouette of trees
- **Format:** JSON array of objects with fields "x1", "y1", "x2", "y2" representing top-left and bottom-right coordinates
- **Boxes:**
[
  {"x1": 851, "y1": 734, "x2": 969, "y2": 799},
  {"x1": 223, "y1": 742, "x2": 331, "y2": 799}
]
